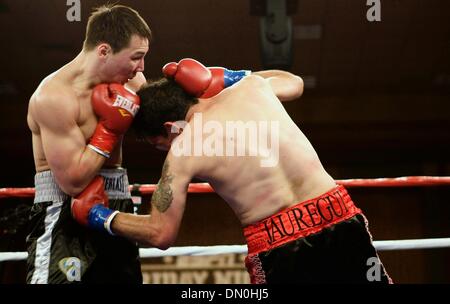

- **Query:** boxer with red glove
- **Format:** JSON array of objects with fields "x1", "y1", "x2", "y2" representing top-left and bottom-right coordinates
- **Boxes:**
[
  {"x1": 88, "y1": 84, "x2": 141, "y2": 158},
  {"x1": 162, "y1": 58, "x2": 251, "y2": 98},
  {"x1": 71, "y1": 175, "x2": 118, "y2": 235}
]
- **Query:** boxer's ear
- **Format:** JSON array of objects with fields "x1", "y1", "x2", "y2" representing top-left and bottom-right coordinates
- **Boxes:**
[
  {"x1": 97, "y1": 43, "x2": 112, "y2": 58},
  {"x1": 164, "y1": 122, "x2": 183, "y2": 136}
]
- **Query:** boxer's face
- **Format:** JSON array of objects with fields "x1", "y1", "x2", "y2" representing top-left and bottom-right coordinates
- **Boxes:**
[{"x1": 103, "y1": 35, "x2": 149, "y2": 84}]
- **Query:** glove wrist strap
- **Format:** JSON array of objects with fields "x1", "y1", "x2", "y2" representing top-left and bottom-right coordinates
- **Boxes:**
[
  {"x1": 88, "y1": 205, "x2": 118, "y2": 235},
  {"x1": 87, "y1": 144, "x2": 110, "y2": 158},
  {"x1": 224, "y1": 69, "x2": 252, "y2": 87},
  {"x1": 88, "y1": 124, "x2": 119, "y2": 158},
  {"x1": 104, "y1": 210, "x2": 120, "y2": 236}
]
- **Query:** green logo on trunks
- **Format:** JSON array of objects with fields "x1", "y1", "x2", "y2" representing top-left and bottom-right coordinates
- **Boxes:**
[{"x1": 58, "y1": 257, "x2": 81, "y2": 282}]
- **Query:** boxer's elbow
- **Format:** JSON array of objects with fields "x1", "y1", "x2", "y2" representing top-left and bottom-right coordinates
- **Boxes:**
[
  {"x1": 63, "y1": 186, "x2": 84, "y2": 197},
  {"x1": 61, "y1": 180, "x2": 86, "y2": 197},
  {"x1": 54, "y1": 172, "x2": 87, "y2": 197},
  {"x1": 154, "y1": 240, "x2": 173, "y2": 251},
  {"x1": 297, "y1": 76, "x2": 304, "y2": 96},
  {"x1": 141, "y1": 224, "x2": 176, "y2": 250},
  {"x1": 290, "y1": 76, "x2": 304, "y2": 100},
  {"x1": 277, "y1": 76, "x2": 304, "y2": 102},
  {"x1": 142, "y1": 237, "x2": 174, "y2": 251},
  {"x1": 63, "y1": 165, "x2": 106, "y2": 196},
  {"x1": 154, "y1": 231, "x2": 177, "y2": 250}
]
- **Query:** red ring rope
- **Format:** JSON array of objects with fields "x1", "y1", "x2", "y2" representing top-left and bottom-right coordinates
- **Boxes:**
[{"x1": 1, "y1": 176, "x2": 449, "y2": 198}]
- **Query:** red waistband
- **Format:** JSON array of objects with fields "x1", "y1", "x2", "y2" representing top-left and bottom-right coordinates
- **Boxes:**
[{"x1": 243, "y1": 185, "x2": 362, "y2": 255}]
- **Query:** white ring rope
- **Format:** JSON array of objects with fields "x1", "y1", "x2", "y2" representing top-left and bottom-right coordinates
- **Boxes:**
[
  {"x1": 140, "y1": 245, "x2": 248, "y2": 258},
  {"x1": 1, "y1": 237, "x2": 449, "y2": 262},
  {"x1": 0, "y1": 252, "x2": 28, "y2": 262}
]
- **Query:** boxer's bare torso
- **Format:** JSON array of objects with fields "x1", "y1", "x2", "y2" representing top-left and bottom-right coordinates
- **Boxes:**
[
  {"x1": 172, "y1": 75, "x2": 336, "y2": 225},
  {"x1": 27, "y1": 55, "x2": 145, "y2": 195},
  {"x1": 28, "y1": 67, "x2": 122, "y2": 172}
]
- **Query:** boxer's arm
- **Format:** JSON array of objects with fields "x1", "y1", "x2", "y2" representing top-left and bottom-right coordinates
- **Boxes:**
[
  {"x1": 111, "y1": 156, "x2": 191, "y2": 249},
  {"x1": 252, "y1": 70, "x2": 304, "y2": 102},
  {"x1": 32, "y1": 92, "x2": 105, "y2": 196}
]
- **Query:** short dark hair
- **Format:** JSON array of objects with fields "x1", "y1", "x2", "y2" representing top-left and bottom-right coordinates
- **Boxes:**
[
  {"x1": 133, "y1": 78, "x2": 199, "y2": 138},
  {"x1": 83, "y1": 4, "x2": 152, "y2": 53}
]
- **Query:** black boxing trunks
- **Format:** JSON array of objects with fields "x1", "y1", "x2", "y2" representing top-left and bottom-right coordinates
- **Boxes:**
[
  {"x1": 26, "y1": 169, "x2": 142, "y2": 284},
  {"x1": 243, "y1": 185, "x2": 392, "y2": 284}
]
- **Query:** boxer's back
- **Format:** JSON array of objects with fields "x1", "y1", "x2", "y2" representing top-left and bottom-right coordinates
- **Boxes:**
[{"x1": 184, "y1": 76, "x2": 336, "y2": 225}]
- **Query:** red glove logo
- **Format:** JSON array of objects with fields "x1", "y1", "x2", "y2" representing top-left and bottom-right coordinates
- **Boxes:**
[
  {"x1": 88, "y1": 83, "x2": 141, "y2": 158},
  {"x1": 112, "y1": 90, "x2": 140, "y2": 117}
]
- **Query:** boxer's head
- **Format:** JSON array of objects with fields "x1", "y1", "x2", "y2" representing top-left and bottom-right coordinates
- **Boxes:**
[
  {"x1": 133, "y1": 78, "x2": 198, "y2": 150},
  {"x1": 83, "y1": 5, "x2": 152, "y2": 84}
]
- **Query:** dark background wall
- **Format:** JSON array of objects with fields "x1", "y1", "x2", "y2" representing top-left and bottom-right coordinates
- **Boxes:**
[{"x1": 0, "y1": 0, "x2": 449, "y2": 283}]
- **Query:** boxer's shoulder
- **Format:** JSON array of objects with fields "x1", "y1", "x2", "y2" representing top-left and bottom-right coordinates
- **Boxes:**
[
  {"x1": 37, "y1": 73, "x2": 76, "y2": 102},
  {"x1": 29, "y1": 77, "x2": 78, "y2": 124}
]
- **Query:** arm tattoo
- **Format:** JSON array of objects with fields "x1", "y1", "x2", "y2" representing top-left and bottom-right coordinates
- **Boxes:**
[{"x1": 151, "y1": 160, "x2": 174, "y2": 212}]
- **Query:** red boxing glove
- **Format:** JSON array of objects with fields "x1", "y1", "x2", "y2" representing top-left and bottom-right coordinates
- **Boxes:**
[
  {"x1": 71, "y1": 176, "x2": 108, "y2": 226},
  {"x1": 201, "y1": 67, "x2": 227, "y2": 98},
  {"x1": 71, "y1": 176, "x2": 118, "y2": 235},
  {"x1": 162, "y1": 58, "x2": 250, "y2": 98},
  {"x1": 162, "y1": 58, "x2": 212, "y2": 97},
  {"x1": 88, "y1": 84, "x2": 140, "y2": 158}
]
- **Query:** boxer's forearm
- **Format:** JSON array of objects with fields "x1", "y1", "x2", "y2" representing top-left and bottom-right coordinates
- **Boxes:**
[
  {"x1": 111, "y1": 212, "x2": 168, "y2": 249},
  {"x1": 49, "y1": 138, "x2": 107, "y2": 197}
]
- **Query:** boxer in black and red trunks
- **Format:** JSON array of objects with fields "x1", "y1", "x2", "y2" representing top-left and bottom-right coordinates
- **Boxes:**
[
  {"x1": 244, "y1": 185, "x2": 392, "y2": 283},
  {"x1": 72, "y1": 58, "x2": 392, "y2": 284}
]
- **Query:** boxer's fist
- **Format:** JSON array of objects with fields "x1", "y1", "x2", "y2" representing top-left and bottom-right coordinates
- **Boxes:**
[
  {"x1": 88, "y1": 84, "x2": 141, "y2": 158},
  {"x1": 71, "y1": 176, "x2": 118, "y2": 235},
  {"x1": 162, "y1": 58, "x2": 212, "y2": 97},
  {"x1": 162, "y1": 58, "x2": 251, "y2": 98}
]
